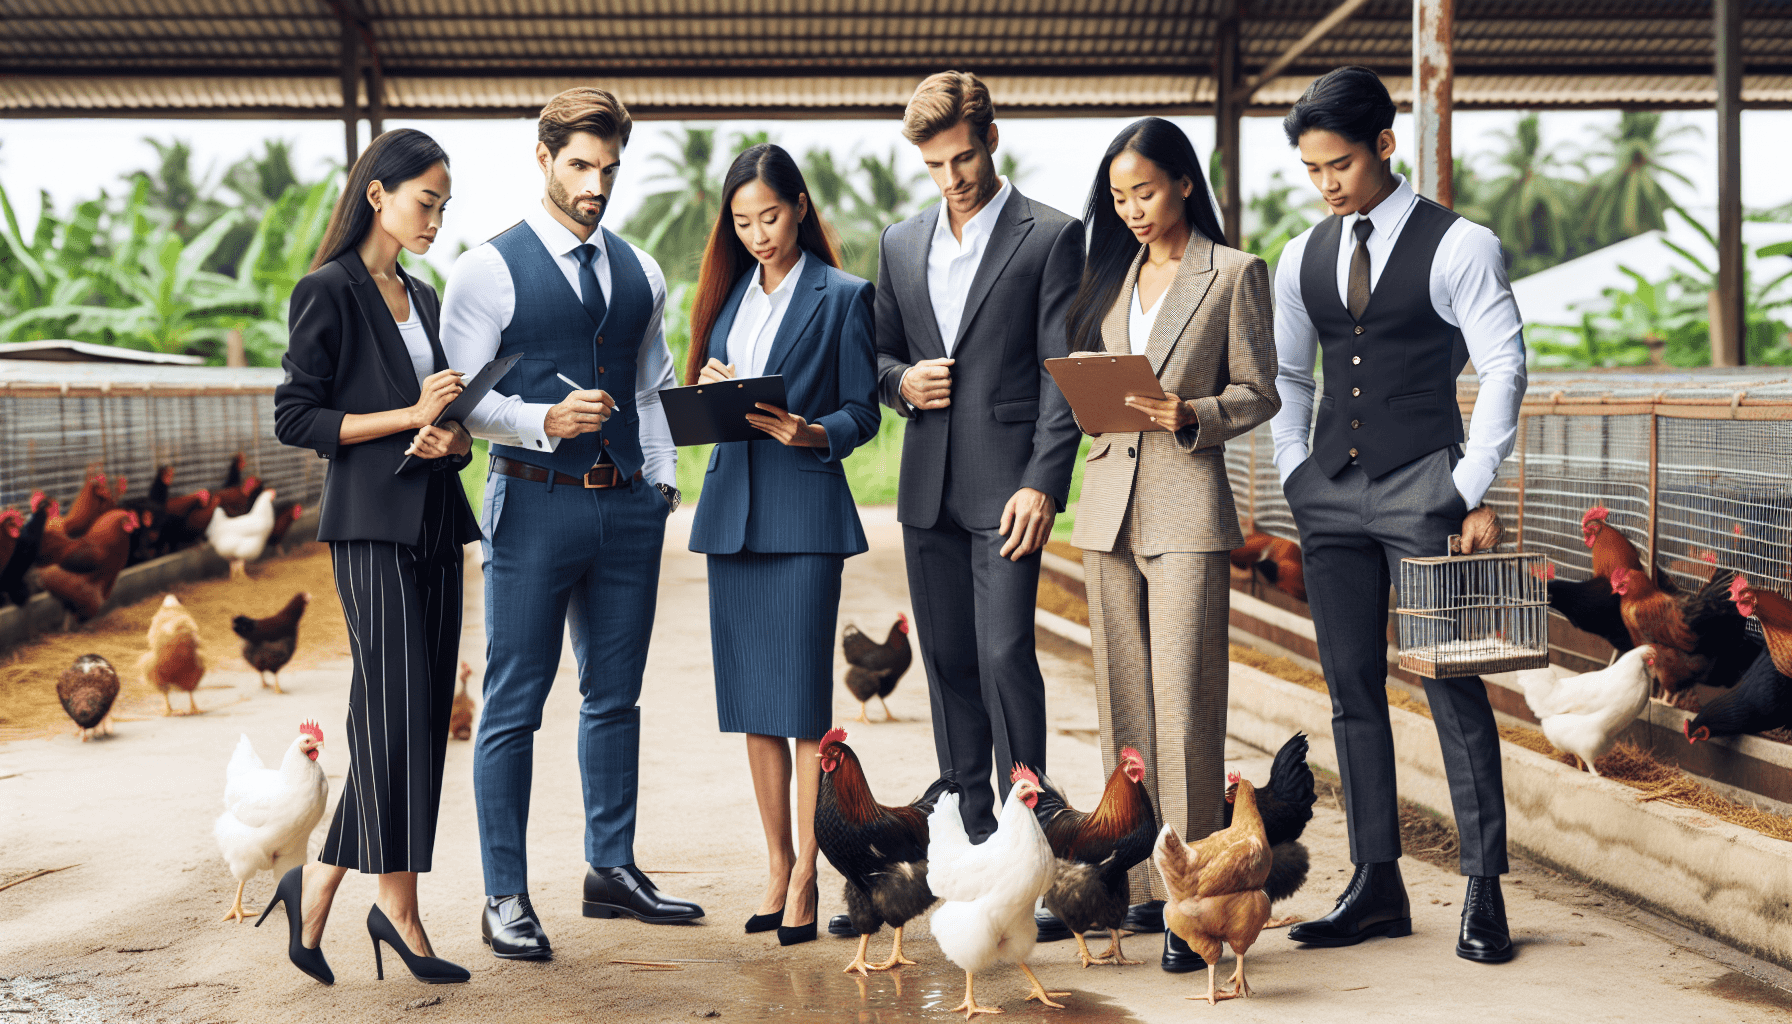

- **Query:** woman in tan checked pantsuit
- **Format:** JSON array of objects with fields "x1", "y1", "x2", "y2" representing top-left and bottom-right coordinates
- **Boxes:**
[{"x1": 1063, "y1": 119, "x2": 1280, "y2": 972}]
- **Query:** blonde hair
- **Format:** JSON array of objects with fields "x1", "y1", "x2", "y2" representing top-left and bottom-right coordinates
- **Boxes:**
[
  {"x1": 901, "y1": 71, "x2": 994, "y2": 146},
  {"x1": 538, "y1": 87, "x2": 632, "y2": 156}
]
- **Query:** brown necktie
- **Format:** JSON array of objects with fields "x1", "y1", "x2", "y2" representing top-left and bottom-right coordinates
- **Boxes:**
[{"x1": 1347, "y1": 217, "x2": 1374, "y2": 320}]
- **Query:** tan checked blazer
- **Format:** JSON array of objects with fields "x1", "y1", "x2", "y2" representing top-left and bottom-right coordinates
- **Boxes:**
[{"x1": 1070, "y1": 235, "x2": 1280, "y2": 555}]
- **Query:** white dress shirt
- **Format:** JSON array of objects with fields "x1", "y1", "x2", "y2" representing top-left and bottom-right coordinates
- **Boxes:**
[
  {"x1": 928, "y1": 176, "x2": 1013, "y2": 354},
  {"x1": 1128, "y1": 282, "x2": 1163, "y2": 356},
  {"x1": 1268, "y1": 175, "x2": 1527, "y2": 508},
  {"x1": 725, "y1": 252, "x2": 808, "y2": 378},
  {"x1": 440, "y1": 203, "x2": 678, "y2": 487}
]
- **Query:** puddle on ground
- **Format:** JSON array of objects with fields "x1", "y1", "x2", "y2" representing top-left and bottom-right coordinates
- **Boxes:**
[
  {"x1": 1707, "y1": 971, "x2": 1792, "y2": 1010},
  {"x1": 723, "y1": 958, "x2": 1143, "y2": 1023}
]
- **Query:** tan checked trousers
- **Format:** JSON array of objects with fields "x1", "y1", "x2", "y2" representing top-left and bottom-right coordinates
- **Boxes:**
[{"x1": 1086, "y1": 504, "x2": 1232, "y2": 902}]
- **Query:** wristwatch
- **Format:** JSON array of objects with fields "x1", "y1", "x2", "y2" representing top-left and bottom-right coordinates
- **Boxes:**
[{"x1": 656, "y1": 482, "x2": 681, "y2": 513}]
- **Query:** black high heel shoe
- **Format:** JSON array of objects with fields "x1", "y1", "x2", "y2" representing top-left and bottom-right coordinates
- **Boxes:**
[
  {"x1": 745, "y1": 905, "x2": 785, "y2": 934},
  {"x1": 254, "y1": 865, "x2": 333, "y2": 986},
  {"x1": 368, "y1": 904, "x2": 471, "y2": 984},
  {"x1": 777, "y1": 880, "x2": 819, "y2": 946}
]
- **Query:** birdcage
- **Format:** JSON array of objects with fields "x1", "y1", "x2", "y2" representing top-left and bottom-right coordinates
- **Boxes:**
[{"x1": 1395, "y1": 540, "x2": 1551, "y2": 679}]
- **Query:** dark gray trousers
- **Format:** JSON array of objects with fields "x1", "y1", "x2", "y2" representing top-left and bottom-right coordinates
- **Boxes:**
[{"x1": 1284, "y1": 446, "x2": 1509, "y2": 877}]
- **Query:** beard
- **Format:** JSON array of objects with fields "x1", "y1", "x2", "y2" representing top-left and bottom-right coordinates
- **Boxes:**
[{"x1": 548, "y1": 172, "x2": 605, "y2": 227}]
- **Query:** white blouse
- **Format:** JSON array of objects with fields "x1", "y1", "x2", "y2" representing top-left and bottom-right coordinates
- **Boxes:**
[
  {"x1": 1128, "y1": 283, "x2": 1164, "y2": 356},
  {"x1": 726, "y1": 251, "x2": 808, "y2": 378},
  {"x1": 395, "y1": 293, "x2": 435, "y2": 386}
]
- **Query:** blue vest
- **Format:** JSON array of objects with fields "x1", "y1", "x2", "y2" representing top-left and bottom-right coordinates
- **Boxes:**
[{"x1": 487, "y1": 223, "x2": 653, "y2": 479}]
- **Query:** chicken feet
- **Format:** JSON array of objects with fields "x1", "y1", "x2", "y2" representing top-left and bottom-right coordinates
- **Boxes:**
[
  {"x1": 221, "y1": 879, "x2": 251, "y2": 923},
  {"x1": 853, "y1": 703, "x2": 872, "y2": 725},
  {"x1": 867, "y1": 925, "x2": 917, "y2": 970},
  {"x1": 1091, "y1": 931, "x2": 1142, "y2": 965},
  {"x1": 1224, "y1": 953, "x2": 1254, "y2": 999},
  {"x1": 843, "y1": 933, "x2": 875, "y2": 976},
  {"x1": 260, "y1": 670, "x2": 284, "y2": 695},
  {"x1": 1019, "y1": 963, "x2": 1069, "y2": 1009},
  {"x1": 877, "y1": 696, "x2": 897, "y2": 722},
  {"x1": 950, "y1": 971, "x2": 1004, "y2": 1018},
  {"x1": 1264, "y1": 915, "x2": 1304, "y2": 928}
]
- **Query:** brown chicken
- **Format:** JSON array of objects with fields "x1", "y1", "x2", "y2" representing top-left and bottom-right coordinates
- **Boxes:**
[
  {"x1": 1153, "y1": 773, "x2": 1273, "y2": 1005},
  {"x1": 58, "y1": 653, "x2": 120, "y2": 741},
  {"x1": 1584, "y1": 505, "x2": 1646, "y2": 579},
  {"x1": 232, "y1": 592, "x2": 309, "y2": 693},
  {"x1": 1228, "y1": 527, "x2": 1275, "y2": 571},
  {"x1": 139, "y1": 593, "x2": 207, "y2": 715},
  {"x1": 1610, "y1": 565, "x2": 1699, "y2": 699},
  {"x1": 57, "y1": 469, "x2": 117, "y2": 541},
  {"x1": 451, "y1": 660, "x2": 477, "y2": 740},
  {"x1": 1231, "y1": 526, "x2": 1306, "y2": 602},
  {"x1": 40, "y1": 509, "x2": 139, "y2": 621},
  {"x1": 0, "y1": 508, "x2": 22, "y2": 571},
  {"x1": 266, "y1": 501, "x2": 304, "y2": 553},
  {"x1": 215, "y1": 475, "x2": 263, "y2": 518},
  {"x1": 842, "y1": 614, "x2": 912, "y2": 723},
  {"x1": 1032, "y1": 747, "x2": 1158, "y2": 967}
]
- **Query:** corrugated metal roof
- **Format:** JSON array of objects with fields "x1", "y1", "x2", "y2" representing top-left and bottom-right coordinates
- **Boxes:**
[{"x1": 5, "y1": 1, "x2": 1790, "y2": 117}]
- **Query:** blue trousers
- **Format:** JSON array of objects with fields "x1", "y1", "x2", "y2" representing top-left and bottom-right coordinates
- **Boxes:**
[{"x1": 473, "y1": 470, "x2": 670, "y2": 896}]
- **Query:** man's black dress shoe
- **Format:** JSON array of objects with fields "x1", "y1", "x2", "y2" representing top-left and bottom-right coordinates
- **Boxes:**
[
  {"x1": 828, "y1": 913, "x2": 858, "y2": 937},
  {"x1": 1122, "y1": 900, "x2": 1165, "y2": 934},
  {"x1": 1288, "y1": 861, "x2": 1412, "y2": 948},
  {"x1": 1161, "y1": 929, "x2": 1207, "y2": 973},
  {"x1": 482, "y1": 894, "x2": 551, "y2": 960},
  {"x1": 1456, "y1": 876, "x2": 1514, "y2": 963},
  {"x1": 582, "y1": 864, "x2": 705, "y2": 923},
  {"x1": 1036, "y1": 908, "x2": 1073, "y2": 943}
]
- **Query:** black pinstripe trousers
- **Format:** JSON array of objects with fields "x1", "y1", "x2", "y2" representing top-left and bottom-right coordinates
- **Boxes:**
[{"x1": 320, "y1": 473, "x2": 464, "y2": 875}]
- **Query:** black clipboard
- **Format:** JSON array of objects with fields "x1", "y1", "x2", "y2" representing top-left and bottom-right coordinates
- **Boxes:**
[
  {"x1": 1043, "y1": 354, "x2": 1169, "y2": 434},
  {"x1": 658, "y1": 375, "x2": 790, "y2": 446},
  {"x1": 394, "y1": 352, "x2": 525, "y2": 474}
]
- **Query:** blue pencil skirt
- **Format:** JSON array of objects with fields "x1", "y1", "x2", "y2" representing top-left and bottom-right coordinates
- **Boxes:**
[{"x1": 707, "y1": 550, "x2": 845, "y2": 740}]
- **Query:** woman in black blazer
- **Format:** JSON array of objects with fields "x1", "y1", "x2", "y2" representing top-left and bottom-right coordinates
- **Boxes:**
[{"x1": 271, "y1": 129, "x2": 481, "y2": 986}]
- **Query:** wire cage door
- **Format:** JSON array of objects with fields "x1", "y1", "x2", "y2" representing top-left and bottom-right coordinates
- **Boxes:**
[{"x1": 1396, "y1": 541, "x2": 1551, "y2": 679}]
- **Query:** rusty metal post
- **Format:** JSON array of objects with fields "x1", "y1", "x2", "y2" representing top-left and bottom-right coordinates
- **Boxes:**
[
  {"x1": 1213, "y1": 0, "x2": 1243, "y2": 246},
  {"x1": 1412, "y1": 0, "x2": 1454, "y2": 208},
  {"x1": 340, "y1": 18, "x2": 361, "y2": 170},
  {"x1": 1646, "y1": 411, "x2": 1660, "y2": 572},
  {"x1": 1714, "y1": 0, "x2": 1746, "y2": 367}
]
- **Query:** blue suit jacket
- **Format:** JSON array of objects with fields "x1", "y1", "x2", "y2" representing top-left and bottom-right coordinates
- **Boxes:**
[{"x1": 689, "y1": 254, "x2": 881, "y2": 555}]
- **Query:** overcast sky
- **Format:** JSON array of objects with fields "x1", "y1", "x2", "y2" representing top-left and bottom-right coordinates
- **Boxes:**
[{"x1": 4, "y1": 108, "x2": 1779, "y2": 275}]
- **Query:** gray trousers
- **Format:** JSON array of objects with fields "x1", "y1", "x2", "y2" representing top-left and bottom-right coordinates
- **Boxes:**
[{"x1": 1284, "y1": 446, "x2": 1509, "y2": 877}]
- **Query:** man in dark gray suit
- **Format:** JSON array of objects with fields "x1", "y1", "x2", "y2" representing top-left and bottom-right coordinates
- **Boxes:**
[{"x1": 874, "y1": 71, "x2": 1084, "y2": 840}]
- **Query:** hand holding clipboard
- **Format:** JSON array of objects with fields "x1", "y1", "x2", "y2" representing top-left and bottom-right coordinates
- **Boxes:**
[{"x1": 394, "y1": 352, "x2": 525, "y2": 474}]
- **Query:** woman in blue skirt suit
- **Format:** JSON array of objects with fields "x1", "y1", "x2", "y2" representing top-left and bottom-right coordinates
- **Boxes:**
[{"x1": 685, "y1": 144, "x2": 882, "y2": 946}]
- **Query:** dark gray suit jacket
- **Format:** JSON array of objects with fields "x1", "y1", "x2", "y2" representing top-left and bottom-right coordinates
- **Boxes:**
[{"x1": 874, "y1": 188, "x2": 1084, "y2": 529}]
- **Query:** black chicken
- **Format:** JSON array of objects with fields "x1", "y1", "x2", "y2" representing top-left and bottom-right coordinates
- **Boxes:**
[
  {"x1": 1032, "y1": 747, "x2": 1159, "y2": 967},
  {"x1": 1686, "y1": 647, "x2": 1792, "y2": 742},
  {"x1": 0, "y1": 494, "x2": 52, "y2": 608},
  {"x1": 816, "y1": 727, "x2": 956, "y2": 976},
  {"x1": 1222, "y1": 732, "x2": 1316, "y2": 928},
  {"x1": 841, "y1": 614, "x2": 911, "y2": 723},
  {"x1": 1547, "y1": 569, "x2": 1634, "y2": 654},
  {"x1": 57, "y1": 653, "x2": 120, "y2": 742},
  {"x1": 233, "y1": 592, "x2": 310, "y2": 693},
  {"x1": 1659, "y1": 566, "x2": 1760, "y2": 705}
]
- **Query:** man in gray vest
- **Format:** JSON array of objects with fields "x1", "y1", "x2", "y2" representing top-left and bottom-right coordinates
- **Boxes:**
[
  {"x1": 1269, "y1": 67, "x2": 1527, "y2": 964},
  {"x1": 441, "y1": 87, "x2": 702, "y2": 961}
]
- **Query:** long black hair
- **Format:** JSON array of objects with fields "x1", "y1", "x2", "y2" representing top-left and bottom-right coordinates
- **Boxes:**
[
  {"x1": 686, "y1": 143, "x2": 841, "y2": 384},
  {"x1": 1065, "y1": 118, "x2": 1227, "y2": 352},
  {"x1": 310, "y1": 128, "x2": 450, "y2": 272}
]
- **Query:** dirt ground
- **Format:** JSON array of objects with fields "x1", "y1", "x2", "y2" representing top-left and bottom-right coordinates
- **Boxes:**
[{"x1": 3, "y1": 509, "x2": 1792, "y2": 1023}]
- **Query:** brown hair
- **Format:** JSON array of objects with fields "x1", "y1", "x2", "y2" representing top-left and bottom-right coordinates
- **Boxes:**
[
  {"x1": 901, "y1": 71, "x2": 994, "y2": 146},
  {"x1": 685, "y1": 144, "x2": 842, "y2": 385},
  {"x1": 538, "y1": 87, "x2": 632, "y2": 157}
]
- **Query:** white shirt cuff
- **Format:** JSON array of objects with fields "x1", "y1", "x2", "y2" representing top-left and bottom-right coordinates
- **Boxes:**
[
  {"x1": 518, "y1": 403, "x2": 561, "y2": 453},
  {"x1": 1274, "y1": 446, "x2": 1309, "y2": 484},
  {"x1": 1452, "y1": 457, "x2": 1496, "y2": 510}
]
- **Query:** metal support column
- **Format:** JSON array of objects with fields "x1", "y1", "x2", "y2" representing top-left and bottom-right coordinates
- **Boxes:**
[
  {"x1": 1412, "y1": 0, "x2": 1454, "y2": 207},
  {"x1": 339, "y1": 18, "x2": 360, "y2": 170},
  {"x1": 1213, "y1": 1, "x2": 1243, "y2": 246},
  {"x1": 1714, "y1": 0, "x2": 1746, "y2": 367}
]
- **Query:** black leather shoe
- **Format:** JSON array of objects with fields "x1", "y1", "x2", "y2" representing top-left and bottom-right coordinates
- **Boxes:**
[
  {"x1": 828, "y1": 913, "x2": 858, "y2": 937},
  {"x1": 582, "y1": 864, "x2": 705, "y2": 923},
  {"x1": 1456, "y1": 876, "x2": 1514, "y2": 963},
  {"x1": 1036, "y1": 909, "x2": 1073, "y2": 943},
  {"x1": 1289, "y1": 861, "x2": 1412, "y2": 948},
  {"x1": 1161, "y1": 929, "x2": 1208, "y2": 973},
  {"x1": 1122, "y1": 900, "x2": 1165, "y2": 934},
  {"x1": 481, "y1": 894, "x2": 551, "y2": 960}
]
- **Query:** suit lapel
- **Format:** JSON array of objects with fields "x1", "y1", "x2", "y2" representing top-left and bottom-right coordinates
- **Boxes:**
[
  {"x1": 704, "y1": 270, "x2": 755, "y2": 367},
  {"x1": 951, "y1": 190, "x2": 1035, "y2": 351},
  {"x1": 339, "y1": 250, "x2": 422, "y2": 403},
  {"x1": 761, "y1": 254, "x2": 828, "y2": 377},
  {"x1": 1144, "y1": 234, "x2": 1218, "y2": 375},
  {"x1": 903, "y1": 213, "x2": 948, "y2": 358}
]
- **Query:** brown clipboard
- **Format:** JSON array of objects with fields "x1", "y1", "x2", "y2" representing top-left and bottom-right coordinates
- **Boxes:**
[{"x1": 1044, "y1": 354, "x2": 1169, "y2": 433}]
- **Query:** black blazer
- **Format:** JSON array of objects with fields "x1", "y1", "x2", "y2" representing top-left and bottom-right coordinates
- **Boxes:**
[{"x1": 274, "y1": 249, "x2": 481, "y2": 547}]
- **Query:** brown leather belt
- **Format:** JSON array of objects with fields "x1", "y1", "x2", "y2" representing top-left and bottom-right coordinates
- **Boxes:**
[{"x1": 490, "y1": 455, "x2": 640, "y2": 490}]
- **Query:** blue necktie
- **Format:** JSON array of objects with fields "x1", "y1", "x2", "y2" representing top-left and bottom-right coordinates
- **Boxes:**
[{"x1": 574, "y1": 243, "x2": 608, "y2": 327}]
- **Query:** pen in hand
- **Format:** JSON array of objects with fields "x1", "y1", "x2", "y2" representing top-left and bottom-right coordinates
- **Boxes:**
[{"x1": 556, "y1": 372, "x2": 586, "y2": 391}]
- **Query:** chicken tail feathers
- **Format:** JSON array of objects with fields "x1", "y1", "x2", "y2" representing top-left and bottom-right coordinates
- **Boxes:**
[
  {"x1": 1267, "y1": 732, "x2": 1315, "y2": 810},
  {"x1": 1029, "y1": 771, "x2": 1072, "y2": 825},
  {"x1": 910, "y1": 773, "x2": 960, "y2": 814}
]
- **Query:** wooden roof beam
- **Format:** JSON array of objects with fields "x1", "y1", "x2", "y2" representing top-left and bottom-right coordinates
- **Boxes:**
[{"x1": 1243, "y1": 0, "x2": 1374, "y2": 99}]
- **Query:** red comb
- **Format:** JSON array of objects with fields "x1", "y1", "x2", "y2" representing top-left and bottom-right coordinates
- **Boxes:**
[
  {"x1": 1581, "y1": 506, "x2": 1610, "y2": 527},
  {"x1": 299, "y1": 720, "x2": 323, "y2": 743},
  {"x1": 1531, "y1": 562, "x2": 1556, "y2": 581},
  {"x1": 1010, "y1": 763, "x2": 1039, "y2": 787},
  {"x1": 1730, "y1": 575, "x2": 1750, "y2": 600},
  {"x1": 1734, "y1": 523, "x2": 1746, "y2": 536},
  {"x1": 820, "y1": 726, "x2": 848, "y2": 750},
  {"x1": 1119, "y1": 746, "x2": 1143, "y2": 763},
  {"x1": 1227, "y1": 770, "x2": 1242, "y2": 785}
]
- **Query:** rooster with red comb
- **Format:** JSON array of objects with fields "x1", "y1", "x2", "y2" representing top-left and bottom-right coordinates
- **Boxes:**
[{"x1": 1030, "y1": 747, "x2": 1160, "y2": 967}]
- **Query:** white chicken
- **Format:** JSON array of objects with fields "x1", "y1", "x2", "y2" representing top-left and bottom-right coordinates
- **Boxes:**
[
  {"x1": 1517, "y1": 645, "x2": 1655, "y2": 776},
  {"x1": 927, "y1": 764, "x2": 1068, "y2": 1019},
  {"x1": 214, "y1": 722, "x2": 330, "y2": 923},
  {"x1": 206, "y1": 487, "x2": 278, "y2": 579}
]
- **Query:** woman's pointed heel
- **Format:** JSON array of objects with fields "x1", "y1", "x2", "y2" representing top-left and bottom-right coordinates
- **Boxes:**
[
  {"x1": 367, "y1": 904, "x2": 470, "y2": 984},
  {"x1": 257, "y1": 865, "x2": 334, "y2": 986}
]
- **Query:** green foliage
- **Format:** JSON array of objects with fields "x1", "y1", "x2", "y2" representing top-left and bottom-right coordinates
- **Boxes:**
[
  {"x1": 1579, "y1": 113, "x2": 1698, "y2": 248},
  {"x1": 1481, "y1": 114, "x2": 1581, "y2": 278},
  {"x1": 1241, "y1": 170, "x2": 1316, "y2": 272}
]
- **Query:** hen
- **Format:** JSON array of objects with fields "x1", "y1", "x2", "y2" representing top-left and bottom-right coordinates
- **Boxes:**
[
  {"x1": 928, "y1": 765, "x2": 1069, "y2": 1018},
  {"x1": 156, "y1": 469, "x2": 215, "y2": 554},
  {"x1": 815, "y1": 727, "x2": 956, "y2": 975},
  {"x1": 1547, "y1": 506, "x2": 1645, "y2": 651},
  {"x1": 1687, "y1": 577, "x2": 1792, "y2": 742},
  {"x1": 214, "y1": 723, "x2": 330, "y2": 923},
  {"x1": 1154, "y1": 773, "x2": 1273, "y2": 1006},
  {"x1": 0, "y1": 495, "x2": 53, "y2": 607},
  {"x1": 0, "y1": 509, "x2": 21, "y2": 573},
  {"x1": 1031, "y1": 747, "x2": 1158, "y2": 967},
  {"x1": 842, "y1": 614, "x2": 912, "y2": 723},
  {"x1": 266, "y1": 501, "x2": 305, "y2": 554},
  {"x1": 1518, "y1": 645, "x2": 1654, "y2": 774},
  {"x1": 1222, "y1": 733, "x2": 1316, "y2": 928},
  {"x1": 207, "y1": 487, "x2": 277, "y2": 578},
  {"x1": 139, "y1": 594, "x2": 207, "y2": 715},
  {"x1": 56, "y1": 469, "x2": 117, "y2": 542},
  {"x1": 232, "y1": 592, "x2": 309, "y2": 693},
  {"x1": 451, "y1": 661, "x2": 477, "y2": 740},
  {"x1": 1656, "y1": 566, "x2": 1759, "y2": 706},
  {"x1": 39, "y1": 509, "x2": 139, "y2": 621},
  {"x1": 57, "y1": 653, "x2": 120, "y2": 742}
]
